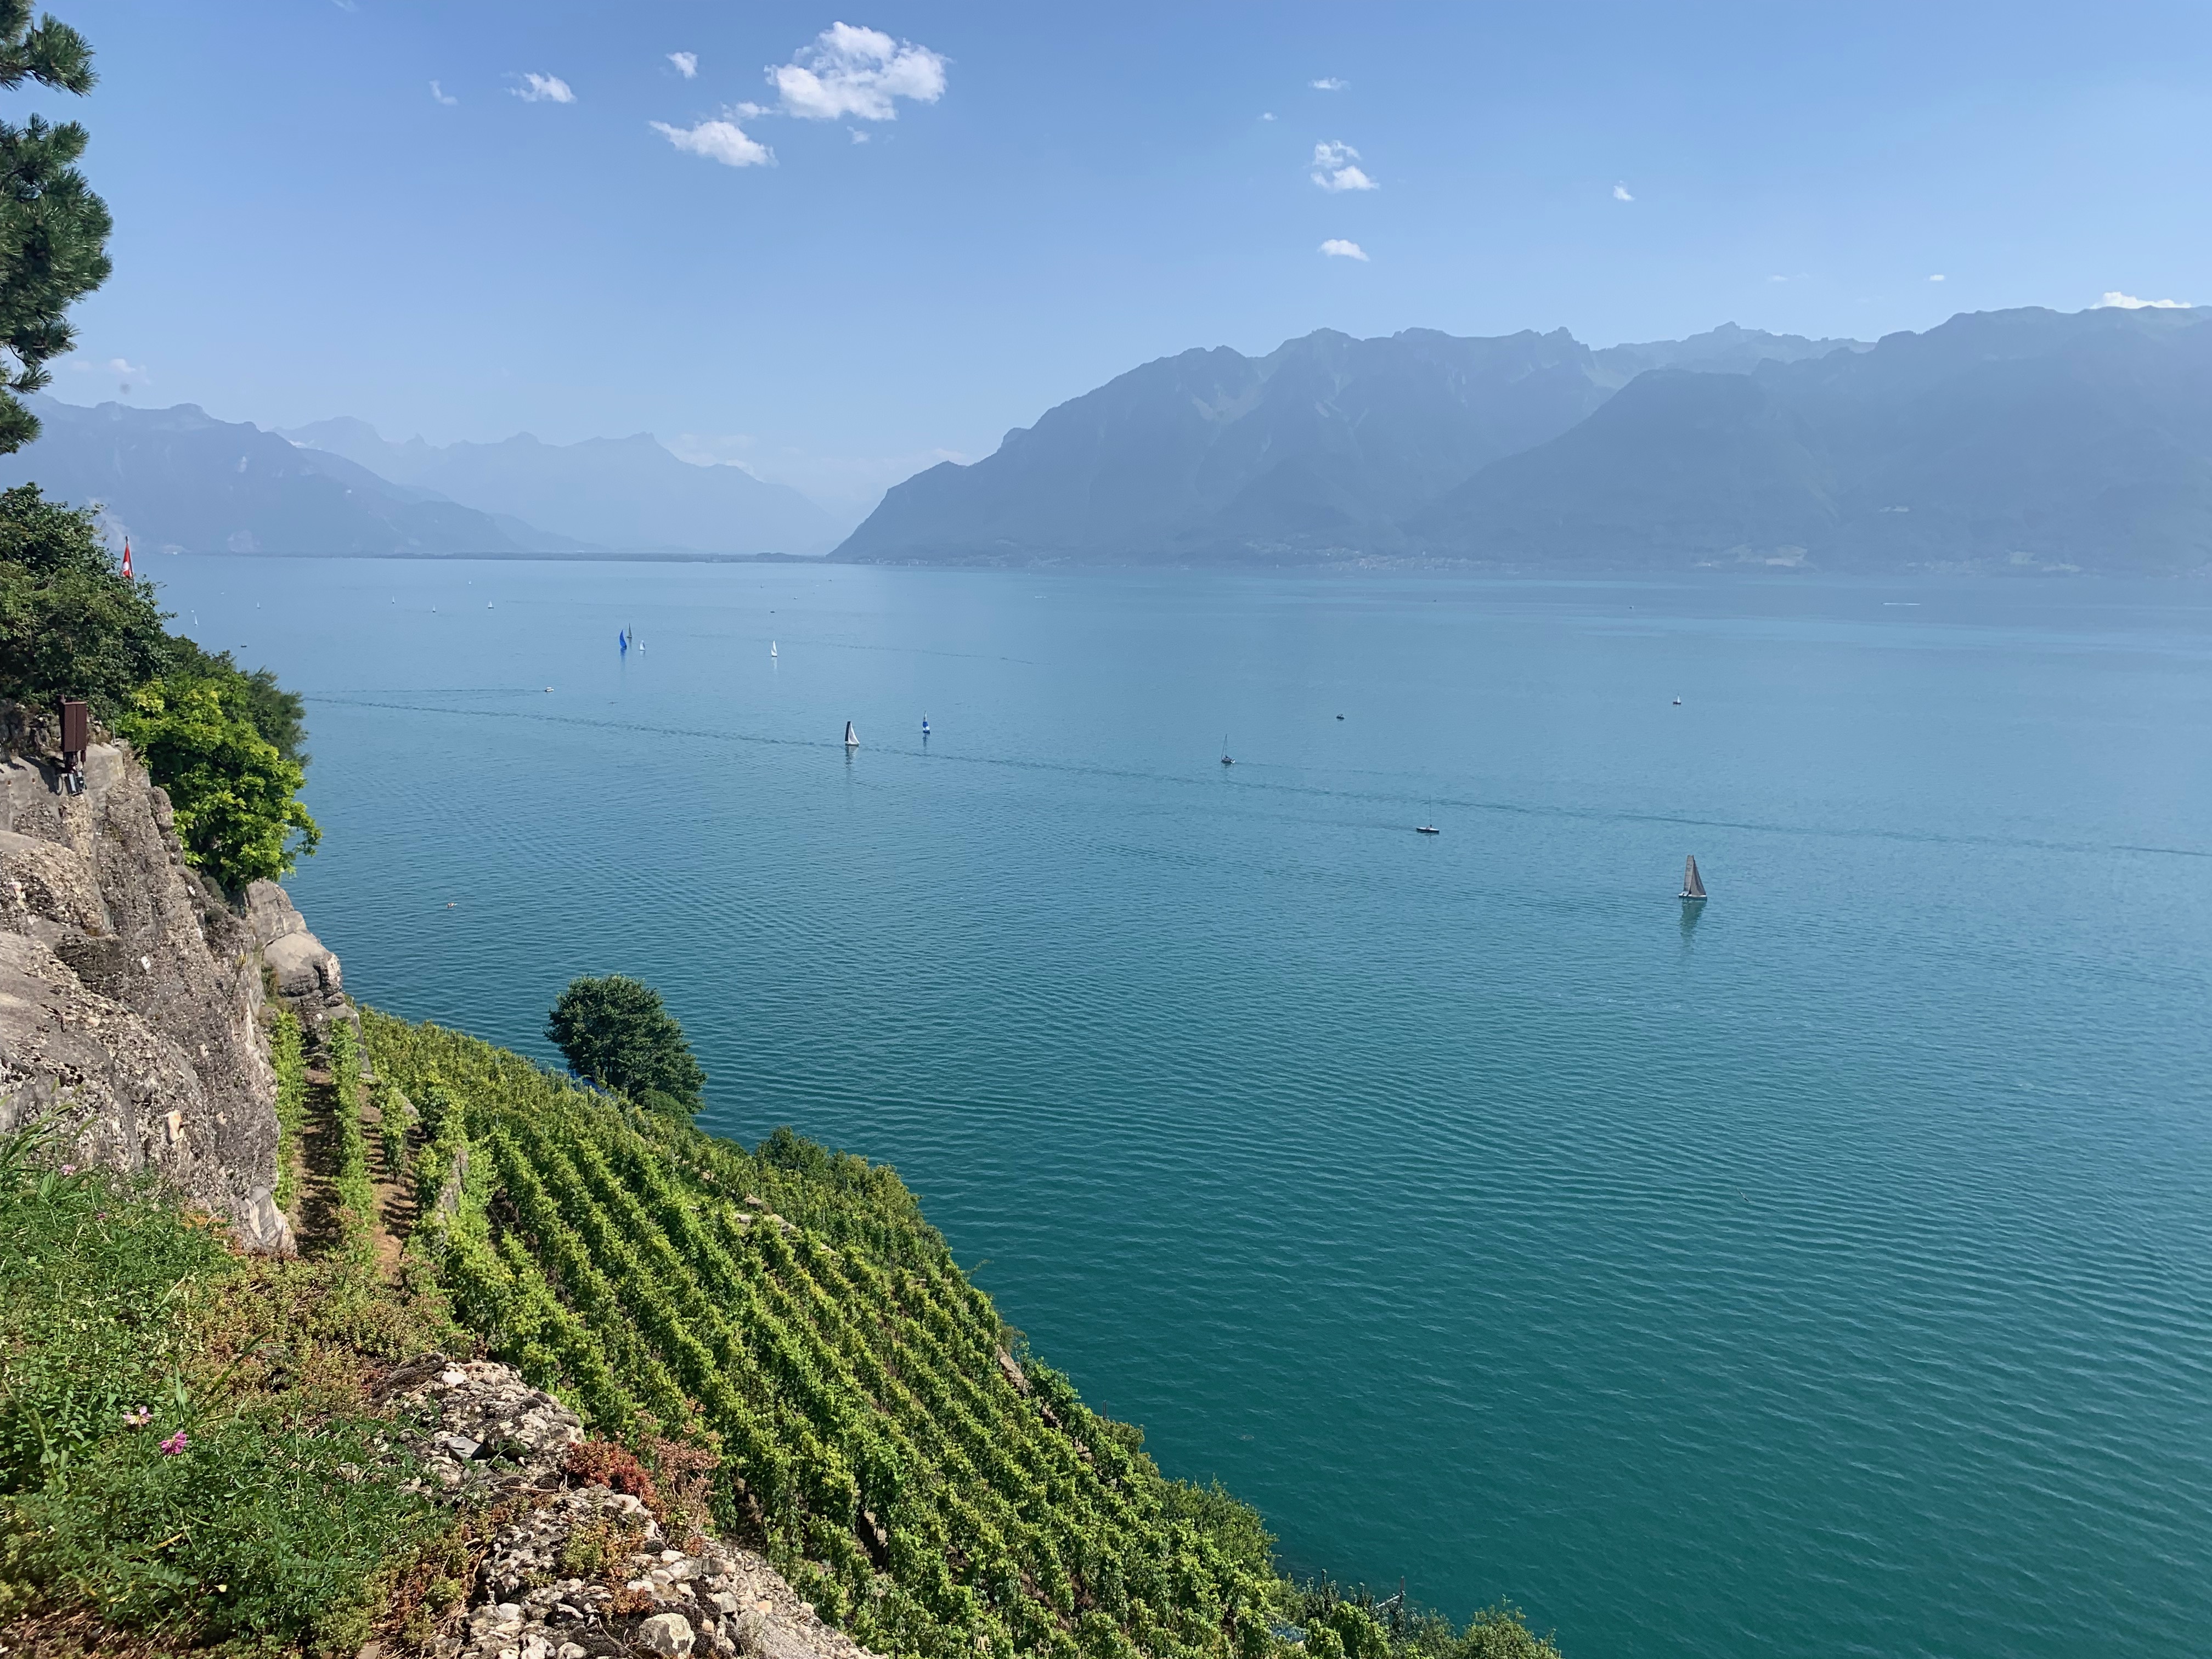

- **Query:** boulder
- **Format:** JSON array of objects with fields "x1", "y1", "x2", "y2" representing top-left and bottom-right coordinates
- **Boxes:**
[{"x1": 637, "y1": 1615, "x2": 696, "y2": 1657}]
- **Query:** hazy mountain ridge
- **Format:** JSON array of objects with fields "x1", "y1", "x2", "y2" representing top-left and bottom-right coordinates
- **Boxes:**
[
  {"x1": 0, "y1": 398, "x2": 594, "y2": 557},
  {"x1": 838, "y1": 307, "x2": 2212, "y2": 573},
  {"x1": 1409, "y1": 305, "x2": 2212, "y2": 571},
  {"x1": 838, "y1": 321, "x2": 1869, "y2": 565},
  {"x1": 284, "y1": 418, "x2": 839, "y2": 556}
]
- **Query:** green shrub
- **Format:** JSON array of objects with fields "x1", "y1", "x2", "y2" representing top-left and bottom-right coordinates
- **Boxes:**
[
  {"x1": 116, "y1": 670, "x2": 320, "y2": 892},
  {"x1": 545, "y1": 974, "x2": 707, "y2": 1115}
]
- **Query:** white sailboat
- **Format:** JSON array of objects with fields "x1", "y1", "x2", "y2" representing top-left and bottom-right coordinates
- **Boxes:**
[
  {"x1": 1220, "y1": 734, "x2": 1234, "y2": 767},
  {"x1": 844, "y1": 720, "x2": 860, "y2": 749},
  {"x1": 1679, "y1": 855, "x2": 1708, "y2": 901},
  {"x1": 770, "y1": 641, "x2": 777, "y2": 658}
]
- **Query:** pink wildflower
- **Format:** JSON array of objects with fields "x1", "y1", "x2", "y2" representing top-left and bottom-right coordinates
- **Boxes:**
[
  {"x1": 123, "y1": 1406, "x2": 153, "y2": 1428},
  {"x1": 59, "y1": 1163, "x2": 75, "y2": 1176},
  {"x1": 159, "y1": 1430, "x2": 189, "y2": 1456}
]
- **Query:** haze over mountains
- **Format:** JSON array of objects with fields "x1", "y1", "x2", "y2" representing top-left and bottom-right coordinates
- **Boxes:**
[
  {"x1": 12, "y1": 306, "x2": 2208, "y2": 574},
  {"x1": 841, "y1": 306, "x2": 2212, "y2": 574},
  {"x1": 0, "y1": 399, "x2": 836, "y2": 558}
]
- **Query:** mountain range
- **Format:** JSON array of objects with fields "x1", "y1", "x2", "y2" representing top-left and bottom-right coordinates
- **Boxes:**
[
  {"x1": 838, "y1": 306, "x2": 2212, "y2": 574},
  {"x1": 0, "y1": 399, "x2": 836, "y2": 558}
]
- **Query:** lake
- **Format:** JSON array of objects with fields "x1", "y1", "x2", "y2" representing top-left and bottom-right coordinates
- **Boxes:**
[{"x1": 156, "y1": 555, "x2": 2212, "y2": 1659}]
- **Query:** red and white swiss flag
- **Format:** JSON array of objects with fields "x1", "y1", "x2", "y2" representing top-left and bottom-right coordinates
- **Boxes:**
[{"x1": 121, "y1": 538, "x2": 132, "y2": 578}]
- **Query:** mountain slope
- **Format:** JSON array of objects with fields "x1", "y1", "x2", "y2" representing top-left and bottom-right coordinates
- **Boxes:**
[
  {"x1": 286, "y1": 419, "x2": 839, "y2": 557},
  {"x1": 1408, "y1": 305, "x2": 2212, "y2": 572},
  {"x1": 836, "y1": 324, "x2": 1866, "y2": 565},
  {"x1": 0, "y1": 398, "x2": 591, "y2": 556}
]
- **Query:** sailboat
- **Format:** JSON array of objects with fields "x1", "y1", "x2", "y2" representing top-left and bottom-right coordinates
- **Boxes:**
[
  {"x1": 844, "y1": 720, "x2": 860, "y2": 749},
  {"x1": 1679, "y1": 855, "x2": 1708, "y2": 901},
  {"x1": 1220, "y1": 735, "x2": 1234, "y2": 767},
  {"x1": 770, "y1": 641, "x2": 778, "y2": 658},
  {"x1": 921, "y1": 716, "x2": 931, "y2": 737}
]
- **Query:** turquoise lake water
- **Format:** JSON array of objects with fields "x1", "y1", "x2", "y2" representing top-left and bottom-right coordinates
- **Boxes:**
[{"x1": 158, "y1": 556, "x2": 2212, "y2": 1659}]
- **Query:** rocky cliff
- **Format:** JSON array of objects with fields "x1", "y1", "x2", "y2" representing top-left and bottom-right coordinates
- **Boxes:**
[{"x1": 0, "y1": 736, "x2": 336, "y2": 1252}]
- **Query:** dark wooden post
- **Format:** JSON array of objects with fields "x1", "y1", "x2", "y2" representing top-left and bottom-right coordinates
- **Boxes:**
[{"x1": 57, "y1": 698, "x2": 88, "y2": 794}]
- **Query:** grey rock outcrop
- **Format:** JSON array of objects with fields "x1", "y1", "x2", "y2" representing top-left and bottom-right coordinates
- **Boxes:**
[
  {"x1": 394, "y1": 1360, "x2": 885, "y2": 1659},
  {"x1": 245, "y1": 878, "x2": 349, "y2": 1026},
  {"x1": 0, "y1": 741, "x2": 291, "y2": 1250}
]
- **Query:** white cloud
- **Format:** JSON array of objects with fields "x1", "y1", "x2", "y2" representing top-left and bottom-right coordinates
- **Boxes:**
[
  {"x1": 734, "y1": 101, "x2": 770, "y2": 118},
  {"x1": 1312, "y1": 140, "x2": 1376, "y2": 191},
  {"x1": 430, "y1": 80, "x2": 456, "y2": 105},
  {"x1": 1260, "y1": 111, "x2": 1276, "y2": 121},
  {"x1": 770, "y1": 22, "x2": 946, "y2": 121},
  {"x1": 2098, "y1": 290, "x2": 2192, "y2": 309},
  {"x1": 512, "y1": 72, "x2": 575, "y2": 104},
  {"x1": 849, "y1": 127, "x2": 870, "y2": 143},
  {"x1": 1311, "y1": 77, "x2": 1347, "y2": 90},
  {"x1": 651, "y1": 118, "x2": 774, "y2": 167},
  {"x1": 669, "y1": 52, "x2": 698, "y2": 79},
  {"x1": 1320, "y1": 239, "x2": 1368, "y2": 261},
  {"x1": 1612, "y1": 182, "x2": 1633, "y2": 201},
  {"x1": 73, "y1": 356, "x2": 146, "y2": 379},
  {"x1": 1928, "y1": 273, "x2": 1945, "y2": 282}
]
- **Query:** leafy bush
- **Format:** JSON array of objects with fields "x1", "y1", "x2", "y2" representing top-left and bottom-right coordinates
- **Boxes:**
[
  {"x1": 116, "y1": 668, "x2": 320, "y2": 891},
  {"x1": 546, "y1": 974, "x2": 707, "y2": 1115}
]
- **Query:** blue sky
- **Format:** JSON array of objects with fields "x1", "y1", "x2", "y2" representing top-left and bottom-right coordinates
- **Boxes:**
[{"x1": 29, "y1": 1, "x2": 2212, "y2": 516}]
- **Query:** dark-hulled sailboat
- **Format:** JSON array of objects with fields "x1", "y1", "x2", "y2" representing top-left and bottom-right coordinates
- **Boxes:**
[{"x1": 1679, "y1": 855, "x2": 1707, "y2": 901}]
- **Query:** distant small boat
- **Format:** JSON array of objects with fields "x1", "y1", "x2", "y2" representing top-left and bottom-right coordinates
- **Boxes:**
[
  {"x1": 921, "y1": 716, "x2": 931, "y2": 737},
  {"x1": 1220, "y1": 734, "x2": 1234, "y2": 767},
  {"x1": 1416, "y1": 824, "x2": 1440, "y2": 836},
  {"x1": 844, "y1": 720, "x2": 860, "y2": 749},
  {"x1": 1672, "y1": 696, "x2": 1683, "y2": 706},
  {"x1": 770, "y1": 640, "x2": 778, "y2": 658},
  {"x1": 1680, "y1": 855, "x2": 1708, "y2": 901}
]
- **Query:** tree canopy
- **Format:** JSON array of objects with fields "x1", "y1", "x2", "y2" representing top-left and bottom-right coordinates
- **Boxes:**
[
  {"x1": 0, "y1": 2, "x2": 110, "y2": 455},
  {"x1": 545, "y1": 975, "x2": 708, "y2": 1118},
  {"x1": 0, "y1": 484, "x2": 320, "y2": 890}
]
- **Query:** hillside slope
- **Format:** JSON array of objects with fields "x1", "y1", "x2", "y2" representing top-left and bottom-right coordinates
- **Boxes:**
[
  {"x1": 0, "y1": 399, "x2": 593, "y2": 557},
  {"x1": 286, "y1": 419, "x2": 840, "y2": 557},
  {"x1": 837, "y1": 325, "x2": 1860, "y2": 566},
  {"x1": 369, "y1": 1012, "x2": 1288, "y2": 1659},
  {"x1": 1407, "y1": 305, "x2": 2212, "y2": 572}
]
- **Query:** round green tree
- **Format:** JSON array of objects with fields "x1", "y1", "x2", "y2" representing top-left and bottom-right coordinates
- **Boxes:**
[{"x1": 545, "y1": 975, "x2": 706, "y2": 1117}]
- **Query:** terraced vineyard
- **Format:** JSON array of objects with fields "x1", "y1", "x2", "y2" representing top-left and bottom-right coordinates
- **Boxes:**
[{"x1": 363, "y1": 1012, "x2": 1290, "y2": 1659}]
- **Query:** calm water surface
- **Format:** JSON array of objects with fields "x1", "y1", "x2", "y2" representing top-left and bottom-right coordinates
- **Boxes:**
[{"x1": 160, "y1": 557, "x2": 2212, "y2": 1659}]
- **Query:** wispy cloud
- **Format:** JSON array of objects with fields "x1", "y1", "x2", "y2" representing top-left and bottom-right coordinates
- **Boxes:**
[
  {"x1": 1260, "y1": 111, "x2": 1276, "y2": 122},
  {"x1": 849, "y1": 127, "x2": 870, "y2": 143},
  {"x1": 668, "y1": 51, "x2": 698, "y2": 79},
  {"x1": 1311, "y1": 140, "x2": 1376, "y2": 192},
  {"x1": 770, "y1": 22, "x2": 946, "y2": 121},
  {"x1": 2098, "y1": 290, "x2": 2192, "y2": 309},
  {"x1": 651, "y1": 118, "x2": 773, "y2": 167},
  {"x1": 1320, "y1": 239, "x2": 1368, "y2": 261},
  {"x1": 1311, "y1": 77, "x2": 1347, "y2": 91},
  {"x1": 73, "y1": 356, "x2": 146, "y2": 379},
  {"x1": 1612, "y1": 182, "x2": 1634, "y2": 201},
  {"x1": 1928, "y1": 273, "x2": 1945, "y2": 282},
  {"x1": 430, "y1": 80, "x2": 457, "y2": 105},
  {"x1": 511, "y1": 72, "x2": 575, "y2": 104}
]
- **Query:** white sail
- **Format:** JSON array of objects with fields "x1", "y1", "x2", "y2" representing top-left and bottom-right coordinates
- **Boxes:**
[
  {"x1": 1680, "y1": 855, "x2": 1707, "y2": 900},
  {"x1": 844, "y1": 721, "x2": 859, "y2": 747}
]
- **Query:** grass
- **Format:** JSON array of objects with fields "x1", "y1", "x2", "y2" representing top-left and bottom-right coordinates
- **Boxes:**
[{"x1": 0, "y1": 1126, "x2": 462, "y2": 1654}]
